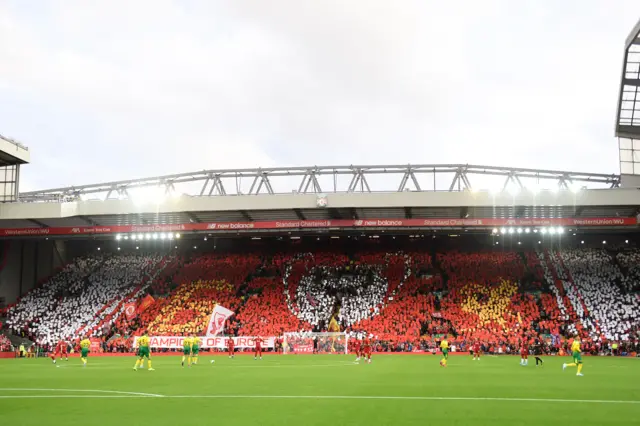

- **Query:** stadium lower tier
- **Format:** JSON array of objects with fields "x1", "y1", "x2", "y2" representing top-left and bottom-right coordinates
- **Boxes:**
[{"x1": 3, "y1": 246, "x2": 639, "y2": 355}]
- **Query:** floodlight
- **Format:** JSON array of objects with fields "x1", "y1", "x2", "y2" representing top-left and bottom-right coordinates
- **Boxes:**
[
  {"x1": 517, "y1": 228, "x2": 523, "y2": 234},
  {"x1": 508, "y1": 228, "x2": 515, "y2": 234},
  {"x1": 500, "y1": 227, "x2": 507, "y2": 234},
  {"x1": 525, "y1": 228, "x2": 531, "y2": 233},
  {"x1": 132, "y1": 186, "x2": 166, "y2": 205}
]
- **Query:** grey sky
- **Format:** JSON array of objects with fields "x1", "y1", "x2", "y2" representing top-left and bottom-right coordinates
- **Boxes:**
[{"x1": 0, "y1": 0, "x2": 639, "y2": 193}]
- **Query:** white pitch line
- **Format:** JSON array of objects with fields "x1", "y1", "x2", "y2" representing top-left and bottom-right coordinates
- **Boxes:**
[
  {"x1": 208, "y1": 363, "x2": 359, "y2": 369},
  {"x1": 162, "y1": 395, "x2": 640, "y2": 404},
  {"x1": 0, "y1": 393, "x2": 638, "y2": 404},
  {"x1": 2, "y1": 362, "x2": 358, "y2": 370},
  {"x1": 0, "y1": 395, "x2": 151, "y2": 399},
  {"x1": 0, "y1": 388, "x2": 163, "y2": 397}
]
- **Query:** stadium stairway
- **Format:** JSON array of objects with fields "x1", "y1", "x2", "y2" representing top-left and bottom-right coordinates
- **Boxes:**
[
  {"x1": 1, "y1": 329, "x2": 33, "y2": 348},
  {"x1": 550, "y1": 250, "x2": 602, "y2": 338},
  {"x1": 540, "y1": 249, "x2": 581, "y2": 328}
]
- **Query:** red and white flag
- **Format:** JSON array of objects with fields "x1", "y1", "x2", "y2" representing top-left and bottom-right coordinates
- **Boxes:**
[
  {"x1": 206, "y1": 305, "x2": 234, "y2": 337},
  {"x1": 124, "y1": 303, "x2": 137, "y2": 320}
]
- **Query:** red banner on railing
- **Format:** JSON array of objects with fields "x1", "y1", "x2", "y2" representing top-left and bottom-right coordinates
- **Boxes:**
[
  {"x1": 89, "y1": 338, "x2": 102, "y2": 353},
  {"x1": 0, "y1": 217, "x2": 636, "y2": 237}
]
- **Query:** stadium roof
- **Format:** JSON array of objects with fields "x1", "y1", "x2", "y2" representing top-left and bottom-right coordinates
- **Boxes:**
[
  {"x1": 616, "y1": 18, "x2": 640, "y2": 177},
  {"x1": 0, "y1": 134, "x2": 30, "y2": 166},
  {"x1": 0, "y1": 164, "x2": 637, "y2": 237},
  {"x1": 17, "y1": 164, "x2": 621, "y2": 202},
  {"x1": 616, "y1": 18, "x2": 640, "y2": 137}
]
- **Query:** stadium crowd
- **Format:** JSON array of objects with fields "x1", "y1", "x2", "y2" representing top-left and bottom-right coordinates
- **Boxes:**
[
  {"x1": 0, "y1": 335, "x2": 12, "y2": 351},
  {"x1": 5, "y1": 254, "x2": 168, "y2": 346},
  {"x1": 2, "y1": 244, "x2": 639, "y2": 355},
  {"x1": 556, "y1": 249, "x2": 639, "y2": 342}
]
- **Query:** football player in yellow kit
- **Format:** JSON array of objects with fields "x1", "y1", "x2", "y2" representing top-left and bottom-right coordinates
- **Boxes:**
[{"x1": 563, "y1": 336, "x2": 584, "y2": 376}]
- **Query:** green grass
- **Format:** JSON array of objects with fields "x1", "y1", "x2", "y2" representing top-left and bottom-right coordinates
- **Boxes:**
[{"x1": 0, "y1": 354, "x2": 638, "y2": 425}]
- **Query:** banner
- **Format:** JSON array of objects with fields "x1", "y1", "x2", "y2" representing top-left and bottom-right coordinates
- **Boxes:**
[
  {"x1": 0, "y1": 217, "x2": 635, "y2": 237},
  {"x1": 124, "y1": 303, "x2": 137, "y2": 320},
  {"x1": 137, "y1": 295, "x2": 155, "y2": 314},
  {"x1": 206, "y1": 305, "x2": 234, "y2": 336},
  {"x1": 133, "y1": 336, "x2": 275, "y2": 349},
  {"x1": 291, "y1": 344, "x2": 314, "y2": 354},
  {"x1": 89, "y1": 338, "x2": 102, "y2": 353}
]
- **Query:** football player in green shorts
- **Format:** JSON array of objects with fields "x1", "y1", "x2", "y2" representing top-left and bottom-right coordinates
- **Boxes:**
[
  {"x1": 563, "y1": 336, "x2": 584, "y2": 376},
  {"x1": 79, "y1": 337, "x2": 91, "y2": 367},
  {"x1": 182, "y1": 336, "x2": 192, "y2": 367},
  {"x1": 133, "y1": 334, "x2": 154, "y2": 371},
  {"x1": 191, "y1": 336, "x2": 201, "y2": 365},
  {"x1": 439, "y1": 338, "x2": 449, "y2": 367}
]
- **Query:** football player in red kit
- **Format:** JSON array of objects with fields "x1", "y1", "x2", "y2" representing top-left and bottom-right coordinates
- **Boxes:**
[
  {"x1": 354, "y1": 339, "x2": 362, "y2": 361},
  {"x1": 227, "y1": 337, "x2": 235, "y2": 359},
  {"x1": 520, "y1": 344, "x2": 529, "y2": 366},
  {"x1": 363, "y1": 338, "x2": 372, "y2": 364},
  {"x1": 254, "y1": 336, "x2": 263, "y2": 360},
  {"x1": 51, "y1": 340, "x2": 68, "y2": 364},
  {"x1": 472, "y1": 341, "x2": 481, "y2": 361}
]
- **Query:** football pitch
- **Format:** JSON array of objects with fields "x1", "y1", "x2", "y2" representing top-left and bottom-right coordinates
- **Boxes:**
[{"x1": 0, "y1": 354, "x2": 638, "y2": 425}]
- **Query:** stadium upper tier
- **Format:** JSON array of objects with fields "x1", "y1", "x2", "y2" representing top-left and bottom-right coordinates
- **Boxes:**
[{"x1": 4, "y1": 243, "x2": 639, "y2": 353}]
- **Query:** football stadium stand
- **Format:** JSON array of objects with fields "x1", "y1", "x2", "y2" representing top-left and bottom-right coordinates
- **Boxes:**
[{"x1": 3, "y1": 240, "x2": 639, "y2": 355}]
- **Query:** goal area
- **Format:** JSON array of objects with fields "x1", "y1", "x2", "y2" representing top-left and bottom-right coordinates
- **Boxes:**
[{"x1": 283, "y1": 332, "x2": 348, "y2": 354}]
